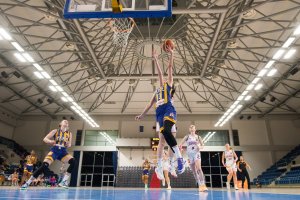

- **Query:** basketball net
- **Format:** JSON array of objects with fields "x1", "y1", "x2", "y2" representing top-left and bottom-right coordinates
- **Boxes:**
[{"x1": 109, "y1": 18, "x2": 135, "y2": 47}]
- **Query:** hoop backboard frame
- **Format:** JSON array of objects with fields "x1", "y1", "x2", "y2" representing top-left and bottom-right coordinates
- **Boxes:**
[{"x1": 64, "y1": 0, "x2": 172, "y2": 19}]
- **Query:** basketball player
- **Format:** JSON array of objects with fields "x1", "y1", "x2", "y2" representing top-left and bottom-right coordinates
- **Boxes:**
[
  {"x1": 21, "y1": 150, "x2": 37, "y2": 185},
  {"x1": 135, "y1": 44, "x2": 185, "y2": 180},
  {"x1": 237, "y1": 156, "x2": 252, "y2": 189},
  {"x1": 142, "y1": 159, "x2": 151, "y2": 189},
  {"x1": 21, "y1": 120, "x2": 76, "y2": 189},
  {"x1": 161, "y1": 151, "x2": 172, "y2": 189},
  {"x1": 179, "y1": 125, "x2": 208, "y2": 192},
  {"x1": 222, "y1": 143, "x2": 238, "y2": 190}
]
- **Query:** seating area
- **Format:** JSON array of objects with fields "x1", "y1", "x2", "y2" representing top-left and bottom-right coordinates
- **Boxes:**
[
  {"x1": 116, "y1": 166, "x2": 196, "y2": 188},
  {"x1": 253, "y1": 145, "x2": 300, "y2": 186},
  {"x1": 275, "y1": 166, "x2": 300, "y2": 185}
]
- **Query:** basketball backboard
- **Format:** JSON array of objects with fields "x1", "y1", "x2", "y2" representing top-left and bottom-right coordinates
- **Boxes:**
[{"x1": 64, "y1": 0, "x2": 172, "y2": 19}]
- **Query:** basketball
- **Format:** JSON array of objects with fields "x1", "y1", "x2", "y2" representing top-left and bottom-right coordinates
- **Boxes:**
[{"x1": 162, "y1": 39, "x2": 175, "y2": 52}]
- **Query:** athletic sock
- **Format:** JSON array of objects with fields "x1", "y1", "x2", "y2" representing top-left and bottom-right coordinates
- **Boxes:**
[{"x1": 172, "y1": 146, "x2": 182, "y2": 159}]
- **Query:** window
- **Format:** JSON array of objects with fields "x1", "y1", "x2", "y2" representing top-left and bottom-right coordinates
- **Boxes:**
[
  {"x1": 84, "y1": 130, "x2": 118, "y2": 146},
  {"x1": 75, "y1": 130, "x2": 82, "y2": 146},
  {"x1": 197, "y1": 130, "x2": 229, "y2": 146}
]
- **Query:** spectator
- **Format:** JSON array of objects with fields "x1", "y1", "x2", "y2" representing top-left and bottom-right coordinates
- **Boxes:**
[
  {"x1": 50, "y1": 176, "x2": 56, "y2": 187},
  {"x1": 11, "y1": 170, "x2": 19, "y2": 186}
]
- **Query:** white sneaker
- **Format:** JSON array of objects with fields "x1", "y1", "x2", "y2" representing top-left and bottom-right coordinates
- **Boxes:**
[
  {"x1": 58, "y1": 180, "x2": 69, "y2": 189},
  {"x1": 155, "y1": 166, "x2": 165, "y2": 180},
  {"x1": 226, "y1": 182, "x2": 230, "y2": 189},
  {"x1": 235, "y1": 186, "x2": 239, "y2": 190}
]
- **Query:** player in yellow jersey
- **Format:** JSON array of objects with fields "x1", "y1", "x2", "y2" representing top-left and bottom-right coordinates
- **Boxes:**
[
  {"x1": 21, "y1": 150, "x2": 37, "y2": 185},
  {"x1": 21, "y1": 120, "x2": 76, "y2": 189},
  {"x1": 142, "y1": 159, "x2": 151, "y2": 189}
]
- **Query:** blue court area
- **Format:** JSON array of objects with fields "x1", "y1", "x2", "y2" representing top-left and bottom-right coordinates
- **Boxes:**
[{"x1": 0, "y1": 188, "x2": 299, "y2": 200}]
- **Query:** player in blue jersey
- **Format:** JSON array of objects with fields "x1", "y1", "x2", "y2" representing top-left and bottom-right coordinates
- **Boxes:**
[
  {"x1": 21, "y1": 120, "x2": 76, "y2": 189},
  {"x1": 136, "y1": 46, "x2": 185, "y2": 180}
]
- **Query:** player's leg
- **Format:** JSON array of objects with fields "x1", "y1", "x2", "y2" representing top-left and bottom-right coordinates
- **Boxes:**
[
  {"x1": 168, "y1": 127, "x2": 177, "y2": 177},
  {"x1": 194, "y1": 153, "x2": 208, "y2": 192},
  {"x1": 163, "y1": 170, "x2": 171, "y2": 189},
  {"x1": 59, "y1": 154, "x2": 76, "y2": 188},
  {"x1": 155, "y1": 120, "x2": 166, "y2": 180},
  {"x1": 232, "y1": 165, "x2": 238, "y2": 190},
  {"x1": 226, "y1": 166, "x2": 233, "y2": 189},
  {"x1": 21, "y1": 157, "x2": 53, "y2": 190}
]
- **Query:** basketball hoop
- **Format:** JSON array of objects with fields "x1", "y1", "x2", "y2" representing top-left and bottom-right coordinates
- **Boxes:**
[{"x1": 109, "y1": 17, "x2": 135, "y2": 47}]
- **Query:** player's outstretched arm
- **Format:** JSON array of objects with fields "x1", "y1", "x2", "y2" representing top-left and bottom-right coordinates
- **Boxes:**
[
  {"x1": 167, "y1": 47, "x2": 174, "y2": 87},
  {"x1": 153, "y1": 50, "x2": 164, "y2": 87},
  {"x1": 135, "y1": 94, "x2": 156, "y2": 120}
]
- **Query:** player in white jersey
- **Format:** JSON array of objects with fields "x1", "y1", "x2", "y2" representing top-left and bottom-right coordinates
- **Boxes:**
[
  {"x1": 222, "y1": 143, "x2": 238, "y2": 190},
  {"x1": 179, "y1": 125, "x2": 208, "y2": 192},
  {"x1": 161, "y1": 151, "x2": 172, "y2": 189}
]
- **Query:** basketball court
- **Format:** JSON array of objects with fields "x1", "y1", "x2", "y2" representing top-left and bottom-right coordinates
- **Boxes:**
[{"x1": 0, "y1": 0, "x2": 300, "y2": 199}]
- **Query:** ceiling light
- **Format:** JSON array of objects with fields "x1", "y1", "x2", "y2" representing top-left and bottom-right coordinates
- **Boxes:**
[
  {"x1": 34, "y1": 71, "x2": 44, "y2": 79},
  {"x1": 62, "y1": 92, "x2": 68, "y2": 97},
  {"x1": 242, "y1": 90, "x2": 249, "y2": 96},
  {"x1": 55, "y1": 86, "x2": 63, "y2": 92},
  {"x1": 14, "y1": 53, "x2": 26, "y2": 62},
  {"x1": 0, "y1": 28, "x2": 12, "y2": 40},
  {"x1": 49, "y1": 85, "x2": 57, "y2": 92},
  {"x1": 258, "y1": 69, "x2": 268, "y2": 77},
  {"x1": 11, "y1": 42, "x2": 24, "y2": 52},
  {"x1": 245, "y1": 95, "x2": 252, "y2": 101},
  {"x1": 270, "y1": 96, "x2": 276, "y2": 102},
  {"x1": 259, "y1": 96, "x2": 266, "y2": 102},
  {"x1": 294, "y1": 25, "x2": 300, "y2": 35},
  {"x1": 272, "y1": 49, "x2": 285, "y2": 60},
  {"x1": 252, "y1": 77, "x2": 260, "y2": 84},
  {"x1": 1, "y1": 71, "x2": 8, "y2": 78},
  {"x1": 214, "y1": 122, "x2": 220, "y2": 127},
  {"x1": 283, "y1": 49, "x2": 296, "y2": 59},
  {"x1": 33, "y1": 63, "x2": 43, "y2": 71},
  {"x1": 61, "y1": 97, "x2": 68, "y2": 102},
  {"x1": 233, "y1": 101, "x2": 240, "y2": 106},
  {"x1": 264, "y1": 60, "x2": 275, "y2": 69},
  {"x1": 282, "y1": 37, "x2": 295, "y2": 48},
  {"x1": 229, "y1": 104, "x2": 236, "y2": 109},
  {"x1": 22, "y1": 53, "x2": 35, "y2": 62},
  {"x1": 246, "y1": 84, "x2": 254, "y2": 90},
  {"x1": 237, "y1": 96, "x2": 244, "y2": 101},
  {"x1": 41, "y1": 71, "x2": 51, "y2": 79},
  {"x1": 67, "y1": 96, "x2": 74, "y2": 102},
  {"x1": 49, "y1": 79, "x2": 58, "y2": 86},
  {"x1": 254, "y1": 83, "x2": 263, "y2": 90},
  {"x1": 267, "y1": 69, "x2": 277, "y2": 77},
  {"x1": 71, "y1": 106, "x2": 77, "y2": 110}
]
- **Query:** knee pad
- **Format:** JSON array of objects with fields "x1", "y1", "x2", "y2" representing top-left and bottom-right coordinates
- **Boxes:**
[
  {"x1": 161, "y1": 120, "x2": 177, "y2": 148},
  {"x1": 67, "y1": 158, "x2": 76, "y2": 173},
  {"x1": 33, "y1": 162, "x2": 49, "y2": 178}
]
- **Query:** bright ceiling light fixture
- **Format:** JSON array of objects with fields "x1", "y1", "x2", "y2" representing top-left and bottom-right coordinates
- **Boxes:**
[
  {"x1": 267, "y1": 68, "x2": 277, "y2": 77},
  {"x1": 283, "y1": 49, "x2": 296, "y2": 59},
  {"x1": 254, "y1": 83, "x2": 263, "y2": 90},
  {"x1": 294, "y1": 25, "x2": 300, "y2": 35},
  {"x1": 282, "y1": 37, "x2": 295, "y2": 48},
  {"x1": 0, "y1": 28, "x2": 12, "y2": 40},
  {"x1": 22, "y1": 53, "x2": 35, "y2": 62},
  {"x1": 41, "y1": 71, "x2": 51, "y2": 79},
  {"x1": 272, "y1": 49, "x2": 285, "y2": 60},
  {"x1": 264, "y1": 60, "x2": 275, "y2": 69},
  {"x1": 61, "y1": 97, "x2": 68, "y2": 102},
  {"x1": 33, "y1": 63, "x2": 43, "y2": 71},
  {"x1": 237, "y1": 95, "x2": 244, "y2": 101},
  {"x1": 246, "y1": 84, "x2": 255, "y2": 90},
  {"x1": 245, "y1": 95, "x2": 252, "y2": 101},
  {"x1": 14, "y1": 53, "x2": 27, "y2": 62},
  {"x1": 34, "y1": 71, "x2": 44, "y2": 79},
  {"x1": 242, "y1": 90, "x2": 249, "y2": 96},
  {"x1": 258, "y1": 69, "x2": 268, "y2": 77},
  {"x1": 252, "y1": 77, "x2": 260, "y2": 84},
  {"x1": 11, "y1": 42, "x2": 24, "y2": 52},
  {"x1": 55, "y1": 86, "x2": 63, "y2": 92},
  {"x1": 49, "y1": 79, "x2": 58, "y2": 86},
  {"x1": 49, "y1": 85, "x2": 57, "y2": 92}
]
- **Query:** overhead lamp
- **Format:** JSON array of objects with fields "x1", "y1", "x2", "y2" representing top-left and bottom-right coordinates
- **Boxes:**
[
  {"x1": 252, "y1": 77, "x2": 260, "y2": 84},
  {"x1": 34, "y1": 71, "x2": 44, "y2": 79},
  {"x1": 258, "y1": 69, "x2": 268, "y2": 77},
  {"x1": 41, "y1": 71, "x2": 51, "y2": 79},
  {"x1": 62, "y1": 92, "x2": 68, "y2": 97},
  {"x1": 282, "y1": 37, "x2": 295, "y2": 48},
  {"x1": 14, "y1": 53, "x2": 26, "y2": 62},
  {"x1": 290, "y1": 67, "x2": 299, "y2": 75},
  {"x1": 11, "y1": 42, "x2": 24, "y2": 52},
  {"x1": 67, "y1": 96, "x2": 74, "y2": 102},
  {"x1": 239, "y1": 115, "x2": 244, "y2": 120},
  {"x1": 254, "y1": 83, "x2": 263, "y2": 90},
  {"x1": 0, "y1": 28, "x2": 12, "y2": 40},
  {"x1": 270, "y1": 96, "x2": 276, "y2": 102},
  {"x1": 246, "y1": 84, "x2": 254, "y2": 90},
  {"x1": 55, "y1": 86, "x2": 63, "y2": 92},
  {"x1": 259, "y1": 96, "x2": 266, "y2": 102},
  {"x1": 237, "y1": 95, "x2": 244, "y2": 101},
  {"x1": 33, "y1": 63, "x2": 43, "y2": 71},
  {"x1": 47, "y1": 98, "x2": 54, "y2": 104},
  {"x1": 214, "y1": 122, "x2": 220, "y2": 127},
  {"x1": 22, "y1": 53, "x2": 35, "y2": 62},
  {"x1": 37, "y1": 98, "x2": 43, "y2": 104},
  {"x1": 245, "y1": 95, "x2": 252, "y2": 101},
  {"x1": 233, "y1": 101, "x2": 240, "y2": 106},
  {"x1": 61, "y1": 97, "x2": 68, "y2": 102},
  {"x1": 242, "y1": 90, "x2": 249, "y2": 96},
  {"x1": 49, "y1": 79, "x2": 57, "y2": 86},
  {"x1": 267, "y1": 69, "x2": 277, "y2": 77},
  {"x1": 264, "y1": 60, "x2": 275, "y2": 69},
  {"x1": 49, "y1": 85, "x2": 57, "y2": 92},
  {"x1": 272, "y1": 49, "x2": 285, "y2": 60},
  {"x1": 1, "y1": 71, "x2": 8, "y2": 78},
  {"x1": 283, "y1": 49, "x2": 296, "y2": 59},
  {"x1": 294, "y1": 25, "x2": 300, "y2": 35},
  {"x1": 71, "y1": 106, "x2": 77, "y2": 110}
]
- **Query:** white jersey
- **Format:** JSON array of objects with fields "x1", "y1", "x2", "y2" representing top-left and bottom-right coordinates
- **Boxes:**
[
  {"x1": 186, "y1": 134, "x2": 200, "y2": 155},
  {"x1": 224, "y1": 149, "x2": 237, "y2": 171}
]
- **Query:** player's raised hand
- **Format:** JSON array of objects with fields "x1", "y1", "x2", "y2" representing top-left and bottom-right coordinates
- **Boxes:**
[
  {"x1": 135, "y1": 115, "x2": 143, "y2": 121},
  {"x1": 152, "y1": 50, "x2": 158, "y2": 59}
]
